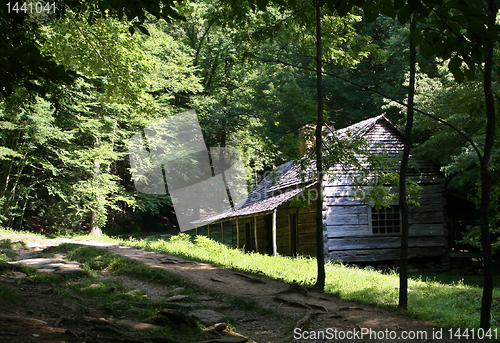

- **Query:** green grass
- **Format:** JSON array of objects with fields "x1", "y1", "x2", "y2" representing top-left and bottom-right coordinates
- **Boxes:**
[
  {"x1": 188, "y1": 226, "x2": 233, "y2": 245},
  {"x1": 2, "y1": 227, "x2": 498, "y2": 331},
  {"x1": 45, "y1": 244, "x2": 187, "y2": 287},
  {"x1": 112, "y1": 233, "x2": 500, "y2": 331},
  {"x1": 41, "y1": 244, "x2": 222, "y2": 341},
  {"x1": 0, "y1": 239, "x2": 24, "y2": 261},
  {"x1": 0, "y1": 283, "x2": 19, "y2": 302}
]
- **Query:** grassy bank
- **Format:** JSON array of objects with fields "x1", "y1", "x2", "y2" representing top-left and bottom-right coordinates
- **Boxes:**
[
  {"x1": 117, "y1": 233, "x2": 499, "y2": 330},
  {"x1": 1, "y1": 228, "x2": 498, "y2": 330}
]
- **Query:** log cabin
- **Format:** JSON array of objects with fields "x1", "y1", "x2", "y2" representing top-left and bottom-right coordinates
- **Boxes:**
[{"x1": 194, "y1": 115, "x2": 447, "y2": 263}]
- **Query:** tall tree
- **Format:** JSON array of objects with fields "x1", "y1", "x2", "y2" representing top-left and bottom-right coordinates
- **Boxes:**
[
  {"x1": 311, "y1": 0, "x2": 499, "y2": 327},
  {"x1": 398, "y1": 16, "x2": 417, "y2": 310},
  {"x1": 223, "y1": 0, "x2": 381, "y2": 289},
  {"x1": 398, "y1": 0, "x2": 498, "y2": 326},
  {"x1": 313, "y1": 0, "x2": 326, "y2": 291},
  {"x1": 478, "y1": 0, "x2": 497, "y2": 328},
  {"x1": 0, "y1": 0, "x2": 184, "y2": 102},
  {"x1": 0, "y1": 12, "x2": 204, "y2": 235}
]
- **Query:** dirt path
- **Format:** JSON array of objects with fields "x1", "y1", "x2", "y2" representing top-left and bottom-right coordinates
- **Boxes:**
[
  {"x1": 1, "y1": 235, "x2": 489, "y2": 342},
  {"x1": 64, "y1": 239, "x2": 485, "y2": 343}
]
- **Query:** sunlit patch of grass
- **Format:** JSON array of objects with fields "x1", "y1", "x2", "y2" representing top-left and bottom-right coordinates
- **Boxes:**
[
  {"x1": 407, "y1": 279, "x2": 484, "y2": 328},
  {"x1": 0, "y1": 228, "x2": 50, "y2": 248},
  {"x1": 0, "y1": 238, "x2": 26, "y2": 249},
  {"x1": 4, "y1": 251, "x2": 16, "y2": 261},
  {"x1": 126, "y1": 234, "x2": 319, "y2": 285},
  {"x1": 107, "y1": 233, "x2": 500, "y2": 330},
  {"x1": 46, "y1": 244, "x2": 186, "y2": 287}
]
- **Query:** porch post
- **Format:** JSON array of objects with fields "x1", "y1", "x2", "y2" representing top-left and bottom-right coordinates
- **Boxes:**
[
  {"x1": 236, "y1": 218, "x2": 240, "y2": 248},
  {"x1": 272, "y1": 209, "x2": 277, "y2": 256},
  {"x1": 207, "y1": 224, "x2": 210, "y2": 239},
  {"x1": 221, "y1": 222, "x2": 224, "y2": 244},
  {"x1": 288, "y1": 213, "x2": 291, "y2": 254},
  {"x1": 254, "y1": 215, "x2": 259, "y2": 253}
]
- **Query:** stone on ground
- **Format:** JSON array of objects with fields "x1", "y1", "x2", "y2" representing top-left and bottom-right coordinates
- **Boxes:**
[{"x1": 189, "y1": 309, "x2": 224, "y2": 326}]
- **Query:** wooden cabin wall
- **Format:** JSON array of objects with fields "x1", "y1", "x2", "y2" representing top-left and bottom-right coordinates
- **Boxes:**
[
  {"x1": 296, "y1": 202, "x2": 317, "y2": 256},
  {"x1": 324, "y1": 180, "x2": 446, "y2": 262},
  {"x1": 230, "y1": 121, "x2": 447, "y2": 262},
  {"x1": 230, "y1": 201, "x2": 317, "y2": 257},
  {"x1": 276, "y1": 210, "x2": 290, "y2": 255},
  {"x1": 274, "y1": 203, "x2": 316, "y2": 256},
  {"x1": 323, "y1": 121, "x2": 447, "y2": 262},
  {"x1": 231, "y1": 216, "x2": 268, "y2": 254}
]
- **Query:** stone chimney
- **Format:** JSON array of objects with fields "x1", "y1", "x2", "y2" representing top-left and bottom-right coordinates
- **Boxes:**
[
  {"x1": 298, "y1": 125, "x2": 315, "y2": 156},
  {"x1": 298, "y1": 124, "x2": 334, "y2": 156}
]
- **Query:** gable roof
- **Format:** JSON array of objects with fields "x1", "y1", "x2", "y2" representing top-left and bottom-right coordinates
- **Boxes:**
[
  {"x1": 192, "y1": 114, "x2": 400, "y2": 225},
  {"x1": 334, "y1": 114, "x2": 400, "y2": 138},
  {"x1": 192, "y1": 161, "x2": 316, "y2": 225}
]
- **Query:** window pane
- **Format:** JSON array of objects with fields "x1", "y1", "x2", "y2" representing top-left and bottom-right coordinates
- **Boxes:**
[{"x1": 371, "y1": 205, "x2": 400, "y2": 235}]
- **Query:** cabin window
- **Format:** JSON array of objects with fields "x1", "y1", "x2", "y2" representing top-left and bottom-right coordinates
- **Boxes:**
[{"x1": 370, "y1": 205, "x2": 400, "y2": 235}]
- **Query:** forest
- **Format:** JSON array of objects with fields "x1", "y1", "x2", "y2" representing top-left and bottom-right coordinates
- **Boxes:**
[
  {"x1": 1, "y1": 0, "x2": 497, "y2": 241},
  {"x1": 1, "y1": 0, "x2": 499, "y2": 329}
]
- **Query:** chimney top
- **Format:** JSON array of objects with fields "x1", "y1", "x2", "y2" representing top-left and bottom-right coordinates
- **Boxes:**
[{"x1": 298, "y1": 124, "x2": 334, "y2": 156}]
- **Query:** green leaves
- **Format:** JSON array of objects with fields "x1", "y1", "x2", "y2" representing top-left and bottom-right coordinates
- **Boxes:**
[
  {"x1": 321, "y1": 0, "x2": 499, "y2": 85},
  {"x1": 379, "y1": 0, "x2": 396, "y2": 18},
  {"x1": 257, "y1": 0, "x2": 270, "y2": 11},
  {"x1": 129, "y1": 22, "x2": 151, "y2": 36},
  {"x1": 363, "y1": 0, "x2": 379, "y2": 23},
  {"x1": 418, "y1": 41, "x2": 434, "y2": 60},
  {"x1": 0, "y1": 0, "x2": 186, "y2": 102},
  {"x1": 448, "y1": 56, "x2": 464, "y2": 83},
  {"x1": 397, "y1": 4, "x2": 412, "y2": 24},
  {"x1": 336, "y1": 0, "x2": 354, "y2": 17},
  {"x1": 0, "y1": 12, "x2": 208, "y2": 234}
]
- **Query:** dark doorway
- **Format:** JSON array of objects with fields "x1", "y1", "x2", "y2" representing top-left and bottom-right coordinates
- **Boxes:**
[{"x1": 244, "y1": 222, "x2": 253, "y2": 252}]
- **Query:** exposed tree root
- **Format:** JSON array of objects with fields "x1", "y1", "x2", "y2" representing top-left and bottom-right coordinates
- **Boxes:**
[
  {"x1": 283, "y1": 310, "x2": 317, "y2": 342},
  {"x1": 233, "y1": 272, "x2": 266, "y2": 284}
]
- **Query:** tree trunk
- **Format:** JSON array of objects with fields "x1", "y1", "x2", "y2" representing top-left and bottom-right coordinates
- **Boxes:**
[
  {"x1": 313, "y1": 0, "x2": 325, "y2": 291},
  {"x1": 479, "y1": 0, "x2": 497, "y2": 329},
  {"x1": 219, "y1": 122, "x2": 235, "y2": 208},
  {"x1": 89, "y1": 209, "x2": 103, "y2": 236},
  {"x1": 89, "y1": 111, "x2": 103, "y2": 237},
  {"x1": 89, "y1": 157, "x2": 103, "y2": 237},
  {"x1": 398, "y1": 16, "x2": 417, "y2": 310}
]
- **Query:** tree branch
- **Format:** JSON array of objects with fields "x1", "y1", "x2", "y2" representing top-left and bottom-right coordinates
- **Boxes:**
[{"x1": 259, "y1": 57, "x2": 483, "y2": 160}]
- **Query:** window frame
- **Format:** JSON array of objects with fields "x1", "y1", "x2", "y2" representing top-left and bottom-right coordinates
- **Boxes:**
[{"x1": 368, "y1": 205, "x2": 401, "y2": 235}]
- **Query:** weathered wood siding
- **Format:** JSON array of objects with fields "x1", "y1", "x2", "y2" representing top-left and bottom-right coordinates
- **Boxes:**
[
  {"x1": 296, "y1": 201, "x2": 317, "y2": 256},
  {"x1": 232, "y1": 119, "x2": 447, "y2": 262},
  {"x1": 232, "y1": 201, "x2": 317, "y2": 256},
  {"x1": 232, "y1": 216, "x2": 268, "y2": 253},
  {"x1": 324, "y1": 121, "x2": 447, "y2": 262}
]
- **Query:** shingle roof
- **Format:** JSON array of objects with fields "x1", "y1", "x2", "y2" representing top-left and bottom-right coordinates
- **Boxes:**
[
  {"x1": 333, "y1": 114, "x2": 401, "y2": 138},
  {"x1": 192, "y1": 114, "x2": 397, "y2": 225},
  {"x1": 192, "y1": 162, "x2": 316, "y2": 225}
]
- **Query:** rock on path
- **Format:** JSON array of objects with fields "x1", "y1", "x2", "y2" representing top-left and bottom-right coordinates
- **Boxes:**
[{"x1": 12, "y1": 258, "x2": 83, "y2": 274}]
